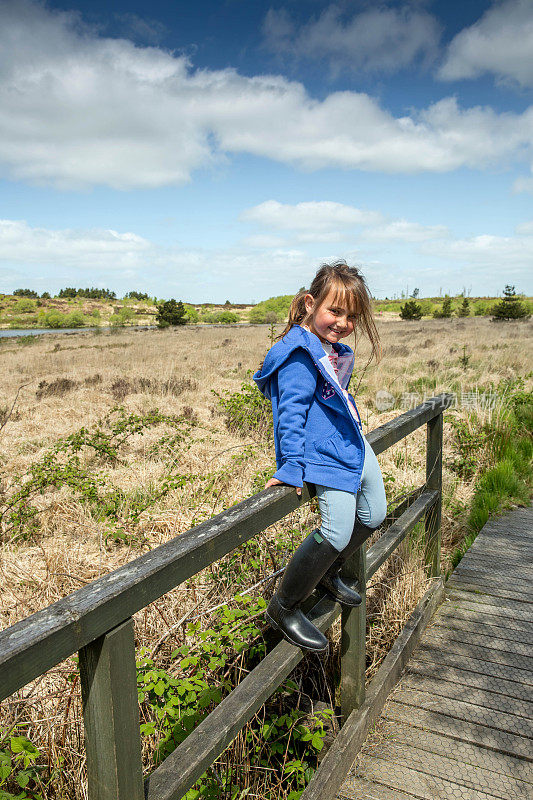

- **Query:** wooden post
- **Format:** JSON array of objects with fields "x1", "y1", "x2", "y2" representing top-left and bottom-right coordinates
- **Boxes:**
[
  {"x1": 79, "y1": 618, "x2": 144, "y2": 800},
  {"x1": 340, "y1": 544, "x2": 366, "y2": 724},
  {"x1": 425, "y1": 411, "x2": 443, "y2": 577}
]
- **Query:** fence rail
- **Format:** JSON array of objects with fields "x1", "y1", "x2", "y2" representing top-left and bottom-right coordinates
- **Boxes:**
[{"x1": 0, "y1": 392, "x2": 453, "y2": 800}]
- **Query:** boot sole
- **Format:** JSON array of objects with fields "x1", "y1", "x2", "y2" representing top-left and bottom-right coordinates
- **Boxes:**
[{"x1": 265, "y1": 611, "x2": 329, "y2": 654}]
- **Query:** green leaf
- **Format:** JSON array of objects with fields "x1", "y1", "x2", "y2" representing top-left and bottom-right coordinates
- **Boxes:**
[{"x1": 311, "y1": 732, "x2": 324, "y2": 751}]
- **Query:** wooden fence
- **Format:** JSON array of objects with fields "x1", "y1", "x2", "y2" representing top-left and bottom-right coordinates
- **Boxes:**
[{"x1": 0, "y1": 393, "x2": 453, "y2": 800}]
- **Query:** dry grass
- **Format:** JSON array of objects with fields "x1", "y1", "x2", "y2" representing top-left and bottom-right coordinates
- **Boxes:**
[{"x1": 0, "y1": 316, "x2": 531, "y2": 798}]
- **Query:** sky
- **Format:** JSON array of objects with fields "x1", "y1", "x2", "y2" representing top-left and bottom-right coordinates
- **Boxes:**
[{"x1": 1, "y1": 0, "x2": 532, "y2": 303}]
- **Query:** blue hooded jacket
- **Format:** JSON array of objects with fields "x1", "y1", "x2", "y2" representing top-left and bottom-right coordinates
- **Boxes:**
[{"x1": 253, "y1": 325, "x2": 365, "y2": 493}]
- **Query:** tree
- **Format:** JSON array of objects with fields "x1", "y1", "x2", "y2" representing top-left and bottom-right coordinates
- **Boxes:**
[
  {"x1": 410, "y1": 288, "x2": 420, "y2": 298},
  {"x1": 399, "y1": 300, "x2": 422, "y2": 320},
  {"x1": 492, "y1": 285, "x2": 530, "y2": 321},
  {"x1": 156, "y1": 299, "x2": 187, "y2": 327},
  {"x1": 457, "y1": 297, "x2": 470, "y2": 317},
  {"x1": 433, "y1": 296, "x2": 452, "y2": 318},
  {"x1": 13, "y1": 288, "x2": 38, "y2": 298},
  {"x1": 125, "y1": 291, "x2": 149, "y2": 301}
]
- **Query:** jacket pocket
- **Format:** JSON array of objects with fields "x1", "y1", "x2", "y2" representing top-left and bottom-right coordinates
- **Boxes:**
[{"x1": 312, "y1": 430, "x2": 360, "y2": 467}]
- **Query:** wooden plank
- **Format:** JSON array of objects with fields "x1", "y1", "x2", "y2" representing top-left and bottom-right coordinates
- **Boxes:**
[
  {"x1": 366, "y1": 491, "x2": 438, "y2": 579},
  {"x1": 411, "y1": 647, "x2": 533, "y2": 689},
  {"x1": 144, "y1": 594, "x2": 341, "y2": 800},
  {"x1": 368, "y1": 719, "x2": 533, "y2": 785},
  {"x1": 299, "y1": 579, "x2": 444, "y2": 800},
  {"x1": 424, "y1": 413, "x2": 442, "y2": 577},
  {"x1": 448, "y1": 578, "x2": 533, "y2": 604},
  {"x1": 79, "y1": 619, "x2": 143, "y2": 800},
  {"x1": 365, "y1": 393, "x2": 454, "y2": 456},
  {"x1": 398, "y1": 672, "x2": 533, "y2": 719},
  {"x1": 338, "y1": 778, "x2": 417, "y2": 800},
  {"x1": 444, "y1": 590, "x2": 533, "y2": 620},
  {"x1": 361, "y1": 743, "x2": 533, "y2": 799},
  {"x1": 354, "y1": 753, "x2": 509, "y2": 800},
  {"x1": 406, "y1": 661, "x2": 533, "y2": 703},
  {"x1": 341, "y1": 544, "x2": 366, "y2": 721},
  {"x1": 0, "y1": 483, "x2": 312, "y2": 701},
  {"x1": 415, "y1": 639, "x2": 533, "y2": 676},
  {"x1": 423, "y1": 622, "x2": 532, "y2": 656},
  {"x1": 383, "y1": 701, "x2": 533, "y2": 760},
  {"x1": 437, "y1": 605, "x2": 533, "y2": 634},
  {"x1": 391, "y1": 688, "x2": 533, "y2": 738},
  {"x1": 431, "y1": 615, "x2": 533, "y2": 646}
]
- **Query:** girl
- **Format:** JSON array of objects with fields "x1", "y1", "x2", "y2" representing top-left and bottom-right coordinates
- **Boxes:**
[{"x1": 253, "y1": 261, "x2": 387, "y2": 653}]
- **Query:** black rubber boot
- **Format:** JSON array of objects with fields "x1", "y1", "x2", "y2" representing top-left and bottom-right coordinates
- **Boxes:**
[
  {"x1": 265, "y1": 531, "x2": 342, "y2": 652},
  {"x1": 318, "y1": 519, "x2": 377, "y2": 606}
]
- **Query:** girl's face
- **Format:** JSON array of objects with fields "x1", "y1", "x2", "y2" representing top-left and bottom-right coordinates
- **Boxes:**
[{"x1": 304, "y1": 288, "x2": 356, "y2": 345}]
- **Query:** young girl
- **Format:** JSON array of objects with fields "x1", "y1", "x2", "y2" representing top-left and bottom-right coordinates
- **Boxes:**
[{"x1": 254, "y1": 261, "x2": 387, "y2": 653}]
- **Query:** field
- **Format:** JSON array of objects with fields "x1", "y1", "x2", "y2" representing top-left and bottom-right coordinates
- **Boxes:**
[{"x1": 0, "y1": 316, "x2": 531, "y2": 799}]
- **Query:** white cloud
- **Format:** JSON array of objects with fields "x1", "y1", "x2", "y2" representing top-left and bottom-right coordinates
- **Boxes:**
[
  {"x1": 362, "y1": 220, "x2": 449, "y2": 243},
  {"x1": 0, "y1": 219, "x2": 149, "y2": 268},
  {"x1": 421, "y1": 232, "x2": 533, "y2": 274},
  {"x1": 513, "y1": 168, "x2": 533, "y2": 194},
  {"x1": 263, "y1": 5, "x2": 441, "y2": 75},
  {"x1": 0, "y1": 1, "x2": 532, "y2": 190},
  {"x1": 439, "y1": 0, "x2": 533, "y2": 87},
  {"x1": 241, "y1": 200, "x2": 383, "y2": 242},
  {"x1": 515, "y1": 220, "x2": 533, "y2": 234}
]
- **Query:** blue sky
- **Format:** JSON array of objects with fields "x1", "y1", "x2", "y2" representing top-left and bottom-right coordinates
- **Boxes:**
[{"x1": 1, "y1": 0, "x2": 532, "y2": 302}]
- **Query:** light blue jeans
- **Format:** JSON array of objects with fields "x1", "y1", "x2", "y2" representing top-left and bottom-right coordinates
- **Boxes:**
[{"x1": 315, "y1": 434, "x2": 387, "y2": 552}]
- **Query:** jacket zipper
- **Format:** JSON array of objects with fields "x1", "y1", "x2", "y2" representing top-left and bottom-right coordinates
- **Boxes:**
[{"x1": 305, "y1": 351, "x2": 365, "y2": 445}]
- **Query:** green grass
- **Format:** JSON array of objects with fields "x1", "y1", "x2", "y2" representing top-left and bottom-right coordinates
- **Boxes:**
[{"x1": 448, "y1": 380, "x2": 532, "y2": 572}]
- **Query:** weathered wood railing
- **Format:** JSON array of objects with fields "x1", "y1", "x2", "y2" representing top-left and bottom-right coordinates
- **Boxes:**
[{"x1": 0, "y1": 393, "x2": 453, "y2": 800}]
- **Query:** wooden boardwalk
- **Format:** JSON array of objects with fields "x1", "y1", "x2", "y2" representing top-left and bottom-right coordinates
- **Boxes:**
[{"x1": 338, "y1": 503, "x2": 533, "y2": 800}]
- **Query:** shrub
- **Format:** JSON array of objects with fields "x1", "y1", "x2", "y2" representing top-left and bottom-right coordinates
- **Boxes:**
[
  {"x1": 249, "y1": 295, "x2": 292, "y2": 324},
  {"x1": 156, "y1": 299, "x2": 187, "y2": 327},
  {"x1": 213, "y1": 382, "x2": 272, "y2": 438},
  {"x1": 110, "y1": 307, "x2": 135, "y2": 327},
  {"x1": 456, "y1": 298, "x2": 470, "y2": 317},
  {"x1": 14, "y1": 298, "x2": 37, "y2": 314},
  {"x1": 433, "y1": 296, "x2": 453, "y2": 318},
  {"x1": 399, "y1": 300, "x2": 422, "y2": 320},
  {"x1": 215, "y1": 311, "x2": 238, "y2": 324},
  {"x1": 492, "y1": 285, "x2": 530, "y2": 321}
]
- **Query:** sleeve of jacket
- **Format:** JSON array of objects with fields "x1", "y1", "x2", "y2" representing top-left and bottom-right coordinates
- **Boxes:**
[{"x1": 273, "y1": 349, "x2": 317, "y2": 488}]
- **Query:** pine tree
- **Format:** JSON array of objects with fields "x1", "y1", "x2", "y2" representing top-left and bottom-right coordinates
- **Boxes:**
[
  {"x1": 457, "y1": 297, "x2": 470, "y2": 317},
  {"x1": 433, "y1": 296, "x2": 452, "y2": 318},
  {"x1": 399, "y1": 300, "x2": 422, "y2": 320},
  {"x1": 156, "y1": 299, "x2": 187, "y2": 327},
  {"x1": 492, "y1": 286, "x2": 530, "y2": 321}
]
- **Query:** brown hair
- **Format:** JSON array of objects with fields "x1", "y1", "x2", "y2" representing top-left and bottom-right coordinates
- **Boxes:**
[{"x1": 279, "y1": 260, "x2": 382, "y2": 366}]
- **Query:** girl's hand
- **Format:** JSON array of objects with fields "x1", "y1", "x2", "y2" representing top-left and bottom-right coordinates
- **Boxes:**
[{"x1": 265, "y1": 477, "x2": 302, "y2": 497}]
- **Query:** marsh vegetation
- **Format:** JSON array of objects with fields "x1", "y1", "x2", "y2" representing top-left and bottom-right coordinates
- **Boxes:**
[{"x1": 0, "y1": 316, "x2": 531, "y2": 799}]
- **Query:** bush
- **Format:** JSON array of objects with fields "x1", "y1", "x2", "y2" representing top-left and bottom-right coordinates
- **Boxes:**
[
  {"x1": 14, "y1": 298, "x2": 37, "y2": 314},
  {"x1": 399, "y1": 300, "x2": 422, "y2": 320},
  {"x1": 433, "y1": 296, "x2": 453, "y2": 318},
  {"x1": 110, "y1": 307, "x2": 135, "y2": 327},
  {"x1": 213, "y1": 382, "x2": 272, "y2": 438},
  {"x1": 184, "y1": 305, "x2": 199, "y2": 323},
  {"x1": 456, "y1": 298, "x2": 470, "y2": 317},
  {"x1": 156, "y1": 299, "x2": 187, "y2": 327},
  {"x1": 492, "y1": 285, "x2": 530, "y2": 321},
  {"x1": 249, "y1": 295, "x2": 292, "y2": 324}
]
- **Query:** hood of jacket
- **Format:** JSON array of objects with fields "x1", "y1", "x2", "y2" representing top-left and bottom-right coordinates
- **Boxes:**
[{"x1": 254, "y1": 325, "x2": 354, "y2": 400}]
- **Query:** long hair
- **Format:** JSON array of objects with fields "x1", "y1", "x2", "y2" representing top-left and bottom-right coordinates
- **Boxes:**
[{"x1": 278, "y1": 261, "x2": 382, "y2": 366}]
